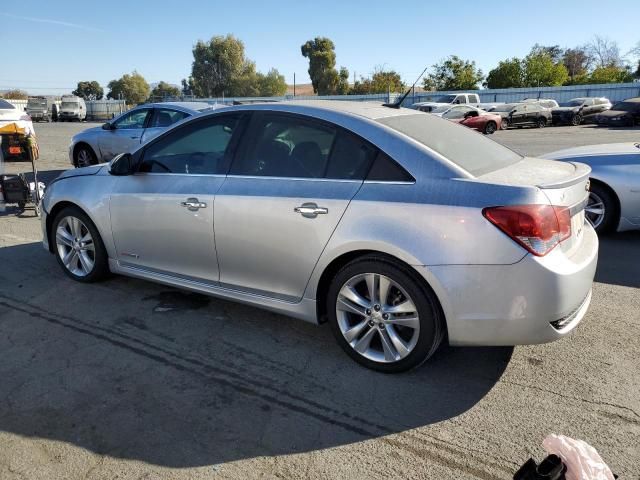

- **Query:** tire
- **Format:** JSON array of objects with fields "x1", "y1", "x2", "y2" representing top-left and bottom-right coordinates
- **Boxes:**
[
  {"x1": 571, "y1": 114, "x2": 582, "y2": 126},
  {"x1": 483, "y1": 121, "x2": 497, "y2": 135},
  {"x1": 326, "y1": 255, "x2": 445, "y2": 373},
  {"x1": 51, "y1": 206, "x2": 110, "y2": 282},
  {"x1": 74, "y1": 144, "x2": 97, "y2": 167},
  {"x1": 501, "y1": 118, "x2": 510, "y2": 130},
  {"x1": 536, "y1": 117, "x2": 547, "y2": 128},
  {"x1": 586, "y1": 182, "x2": 618, "y2": 234}
]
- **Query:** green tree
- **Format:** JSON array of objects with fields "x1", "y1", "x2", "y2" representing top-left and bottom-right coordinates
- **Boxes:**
[
  {"x1": 484, "y1": 58, "x2": 524, "y2": 88},
  {"x1": 523, "y1": 53, "x2": 568, "y2": 87},
  {"x1": 336, "y1": 67, "x2": 350, "y2": 95},
  {"x1": 257, "y1": 68, "x2": 287, "y2": 96},
  {"x1": 301, "y1": 37, "x2": 341, "y2": 95},
  {"x1": 588, "y1": 66, "x2": 634, "y2": 84},
  {"x1": 423, "y1": 56, "x2": 484, "y2": 91},
  {"x1": 351, "y1": 68, "x2": 405, "y2": 94},
  {"x1": 562, "y1": 47, "x2": 592, "y2": 83},
  {"x1": 1, "y1": 89, "x2": 28, "y2": 100},
  {"x1": 72, "y1": 81, "x2": 104, "y2": 100},
  {"x1": 530, "y1": 44, "x2": 564, "y2": 63},
  {"x1": 107, "y1": 71, "x2": 150, "y2": 105},
  {"x1": 149, "y1": 81, "x2": 181, "y2": 99},
  {"x1": 190, "y1": 34, "x2": 249, "y2": 97}
]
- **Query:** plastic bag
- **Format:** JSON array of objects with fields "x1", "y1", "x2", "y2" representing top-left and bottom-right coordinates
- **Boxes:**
[{"x1": 542, "y1": 434, "x2": 614, "y2": 480}]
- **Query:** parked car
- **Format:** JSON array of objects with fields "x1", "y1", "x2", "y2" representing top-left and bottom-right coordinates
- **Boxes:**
[
  {"x1": 26, "y1": 96, "x2": 56, "y2": 122},
  {"x1": 69, "y1": 102, "x2": 225, "y2": 167},
  {"x1": 542, "y1": 142, "x2": 640, "y2": 233},
  {"x1": 432, "y1": 105, "x2": 502, "y2": 134},
  {"x1": 58, "y1": 95, "x2": 87, "y2": 122},
  {"x1": 520, "y1": 98, "x2": 559, "y2": 109},
  {"x1": 551, "y1": 97, "x2": 612, "y2": 126},
  {"x1": 42, "y1": 101, "x2": 597, "y2": 372},
  {"x1": 593, "y1": 98, "x2": 640, "y2": 127},
  {"x1": 489, "y1": 103, "x2": 551, "y2": 129},
  {"x1": 0, "y1": 99, "x2": 34, "y2": 161},
  {"x1": 411, "y1": 92, "x2": 482, "y2": 112}
]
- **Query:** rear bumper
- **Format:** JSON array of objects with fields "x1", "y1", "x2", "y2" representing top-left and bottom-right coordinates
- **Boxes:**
[{"x1": 416, "y1": 223, "x2": 598, "y2": 346}]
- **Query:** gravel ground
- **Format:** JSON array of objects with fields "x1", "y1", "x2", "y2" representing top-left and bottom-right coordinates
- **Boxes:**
[{"x1": 0, "y1": 122, "x2": 638, "y2": 479}]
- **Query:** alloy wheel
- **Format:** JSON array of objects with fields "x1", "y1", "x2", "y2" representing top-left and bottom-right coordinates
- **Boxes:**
[
  {"x1": 335, "y1": 273, "x2": 420, "y2": 363},
  {"x1": 585, "y1": 192, "x2": 605, "y2": 230},
  {"x1": 55, "y1": 216, "x2": 96, "y2": 277},
  {"x1": 76, "y1": 148, "x2": 93, "y2": 167}
]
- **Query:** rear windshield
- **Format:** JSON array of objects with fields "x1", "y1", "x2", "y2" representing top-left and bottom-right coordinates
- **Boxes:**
[
  {"x1": 0, "y1": 99, "x2": 15, "y2": 109},
  {"x1": 377, "y1": 114, "x2": 522, "y2": 176},
  {"x1": 611, "y1": 101, "x2": 639, "y2": 112}
]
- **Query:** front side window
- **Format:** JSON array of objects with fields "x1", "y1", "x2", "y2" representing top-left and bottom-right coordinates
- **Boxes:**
[
  {"x1": 150, "y1": 108, "x2": 190, "y2": 128},
  {"x1": 455, "y1": 95, "x2": 467, "y2": 104},
  {"x1": 114, "y1": 109, "x2": 150, "y2": 129},
  {"x1": 444, "y1": 106, "x2": 472, "y2": 119},
  {"x1": 139, "y1": 115, "x2": 240, "y2": 174}
]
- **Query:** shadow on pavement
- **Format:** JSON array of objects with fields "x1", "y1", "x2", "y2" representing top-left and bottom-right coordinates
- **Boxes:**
[
  {"x1": 595, "y1": 231, "x2": 640, "y2": 288},
  {"x1": 0, "y1": 242, "x2": 513, "y2": 468}
]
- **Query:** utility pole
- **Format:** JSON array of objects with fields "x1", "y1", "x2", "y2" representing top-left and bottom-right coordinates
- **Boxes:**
[{"x1": 294, "y1": 73, "x2": 296, "y2": 97}]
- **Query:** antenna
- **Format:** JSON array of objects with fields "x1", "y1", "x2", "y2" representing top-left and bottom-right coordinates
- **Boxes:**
[{"x1": 383, "y1": 64, "x2": 430, "y2": 109}]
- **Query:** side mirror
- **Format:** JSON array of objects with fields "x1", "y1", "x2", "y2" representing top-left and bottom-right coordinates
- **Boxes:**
[
  {"x1": 102, "y1": 122, "x2": 113, "y2": 130},
  {"x1": 109, "y1": 153, "x2": 134, "y2": 176}
]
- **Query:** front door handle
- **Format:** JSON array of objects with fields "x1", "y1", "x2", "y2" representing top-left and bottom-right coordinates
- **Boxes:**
[
  {"x1": 180, "y1": 197, "x2": 207, "y2": 211},
  {"x1": 294, "y1": 202, "x2": 328, "y2": 218}
]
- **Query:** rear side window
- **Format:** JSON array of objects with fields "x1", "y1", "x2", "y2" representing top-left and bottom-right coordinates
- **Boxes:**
[
  {"x1": 326, "y1": 130, "x2": 377, "y2": 180},
  {"x1": 377, "y1": 114, "x2": 522, "y2": 176},
  {"x1": 367, "y1": 151, "x2": 414, "y2": 182}
]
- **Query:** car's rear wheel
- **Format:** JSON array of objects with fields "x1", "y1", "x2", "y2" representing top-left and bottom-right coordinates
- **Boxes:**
[
  {"x1": 586, "y1": 183, "x2": 617, "y2": 234},
  {"x1": 327, "y1": 256, "x2": 444, "y2": 373},
  {"x1": 52, "y1": 206, "x2": 109, "y2": 282},
  {"x1": 74, "y1": 145, "x2": 97, "y2": 167},
  {"x1": 571, "y1": 114, "x2": 582, "y2": 126},
  {"x1": 483, "y1": 121, "x2": 497, "y2": 135},
  {"x1": 536, "y1": 117, "x2": 547, "y2": 128}
]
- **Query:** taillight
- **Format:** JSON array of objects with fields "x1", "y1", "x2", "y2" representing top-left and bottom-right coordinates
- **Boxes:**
[{"x1": 483, "y1": 205, "x2": 571, "y2": 256}]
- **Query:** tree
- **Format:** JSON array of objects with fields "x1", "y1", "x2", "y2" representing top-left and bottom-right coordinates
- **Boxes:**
[
  {"x1": 587, "y1": 36, "x2": 622, "y2": 68},
  {"x1": 190, "y1": 34, "x2": 249, "y2": 97},
  {"x1": 107, "y1": 71, "x2": 150, "y2": 105},
  {"x1": 301, "y1": 37, "x2": 341, "y2": 95},
  {"x1": 563, "y1": 47, "x2": 592, "y2": 83},
  {"x1": 72, "y1": 81, "x2": 104, "y2": 100},
  {"x1": 149, "y1": 81, "x2": 181, "y2": 100},
  {"x1": 181, "y1": 77, "x2": 194, "y2": 96},
  {"x1": 423, "y1": 55, "x2": 484, "y2": 91},
  {"x1": 523, "y1": 52, "x2": 568, "y2": 87},
  {"x1": 336, "y1": 67, "x2": 350, "y2": 95},
  {"x1": 588, "y1": 65, "x2": 634, "y2": 84},
  {"x1": 257, "y1": 68, "x2": 287, "y2": 97},
  {"x1": 485, "y1": 58, "x2": 524, "y2": 88},
  {"x1": 530, "y1": 44, "x2": 564, "y2": 63},
  {"x1": 351, "y1": 68, "x2": 405, "y2": 94},
  {"x1": 1, "y1": 89, "x2": 28, "y2": 100}
]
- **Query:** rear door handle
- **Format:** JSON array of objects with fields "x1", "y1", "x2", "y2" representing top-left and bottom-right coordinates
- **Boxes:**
[
  {"x1": 180, "y1": 197, "x2": 207, "y2": 211},
  {"x1": 294, "y1": 202, "x2": 328, "y2": 218}
]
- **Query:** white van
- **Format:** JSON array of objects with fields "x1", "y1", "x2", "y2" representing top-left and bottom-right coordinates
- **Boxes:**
[{"x1": 59, "y1": 95, "x2": 87, "y2": 122}]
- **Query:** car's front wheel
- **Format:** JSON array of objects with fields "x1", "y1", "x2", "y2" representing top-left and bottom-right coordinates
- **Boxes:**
[
  {"x1": 536, "y1": 117, "x2": 547, "y2": 128},
  {"x1": 501, "y1": 118, "x2": 510, "y2": 130},
  {"x1": 52, "y1": 206, "x2": 109, "y2": 282},
  {"x1": 327, "y1": 256, "x2": 444, "y2": 373},
  {"x1": 74, "y1": 145, "x2": 97, "y2": 167},
  {"x1": 483, "y1": 121, "x2": 497, "y2": 134},
  {"x1": 571, "y1": 114, "x2": 582, "y2": 126},
  {"x1": 585, "y1": 183, "x2": 617, "y2": 234}
]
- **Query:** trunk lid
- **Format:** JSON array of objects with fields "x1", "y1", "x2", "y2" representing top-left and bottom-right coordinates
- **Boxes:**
[{"x1": 478, "y1": 157, "x2": 591, "y2": 255}]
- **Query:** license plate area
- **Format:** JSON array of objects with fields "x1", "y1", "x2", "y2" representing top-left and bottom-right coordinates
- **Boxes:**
[
  {"x1": 571, "y1": 209, "x2": 585, "y2": 241},
  {"x1": 8, "y1": 146, "x2": 22, "y2": 155}
]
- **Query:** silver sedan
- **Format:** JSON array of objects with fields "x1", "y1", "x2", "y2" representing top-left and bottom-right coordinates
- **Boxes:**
[
  {"x1": 41, "y1": 101, "x2": 598, "y2": 372},
  {"x1": 542, "y1": 143, "x2": 640, "y2": 233},
  {"x1": 69, "y1": 102, "x2": 224, "y2": 167}
]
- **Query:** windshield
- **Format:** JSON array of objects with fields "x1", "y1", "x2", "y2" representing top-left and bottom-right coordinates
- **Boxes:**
[
  {"x1": 611, "y1": 102, "x2": 638, "y2": 112},
  {"x1": 62, "y1": 101, "x2": 78, "y2": 108},
  {"x1": 491, "y1": 104, "x2": 515, "y2": 112},
  {"x1": 0, "y1": 99, "x2": 15, "y2": 110},
  {"x1": 377, "y1": 114, "x2": 522, "y2": 176},
  {"x1": 432, "y1": 94, "x2": 457, "y2": 103},
  {"x1": 560, "y1": 100, "x2": 583, "y2": 107},
  {"x1": 27, "y1": 98, "x2": 47, "y2": 107},
  {"x1": 431, "y1": 106, "x2": 449, "y2": 113}
]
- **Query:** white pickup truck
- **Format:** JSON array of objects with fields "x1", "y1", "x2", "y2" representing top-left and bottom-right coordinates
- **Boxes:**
[{"x1": 411, "y1": 93, "x2": 483, "y2": 113}]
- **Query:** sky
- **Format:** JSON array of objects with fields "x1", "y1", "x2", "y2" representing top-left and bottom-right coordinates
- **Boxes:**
[{"x1": 1, "y1": 0, "x2": 639, "y2": 96}]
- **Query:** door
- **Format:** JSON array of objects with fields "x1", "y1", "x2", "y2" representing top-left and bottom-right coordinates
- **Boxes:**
[
  {"x1": 109, "y1": 114, "x2": 245, "y2": 283},
  {"x1": 141, "y1": 107, "x2": 191, "y2": 144},
  {"x1": 509, "y1": 105, "x2": 527, "y2": 125},
  {"x1": 214, "y1": 112, "x2": 377, "y2": 301},
  {"x1": 99, "y1": 108, "x2": 151, "y2": 161}
]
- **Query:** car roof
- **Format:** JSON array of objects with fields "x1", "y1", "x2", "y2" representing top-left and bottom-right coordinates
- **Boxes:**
[
  {"x1": 618, "y1": 97, "x2": 640, "y2": 103},
  {"x1": 142, "y1": 101, "x2": 223, "y2": 113}
]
